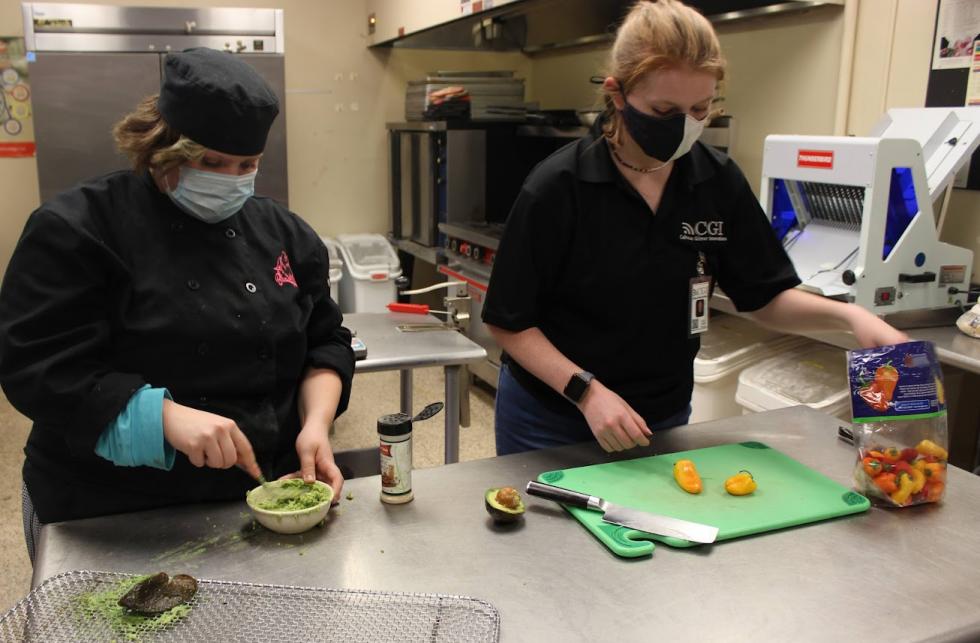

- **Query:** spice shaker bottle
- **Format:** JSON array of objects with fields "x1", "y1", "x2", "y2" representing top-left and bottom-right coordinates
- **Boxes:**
[{"x1": 378, "y1": 402, "x2": 443, "y2": 505}]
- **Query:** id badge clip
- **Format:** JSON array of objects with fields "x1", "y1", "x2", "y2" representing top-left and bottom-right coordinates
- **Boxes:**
[{"x1": 688, "y1": 252, "x2": 711, "y2": 337}]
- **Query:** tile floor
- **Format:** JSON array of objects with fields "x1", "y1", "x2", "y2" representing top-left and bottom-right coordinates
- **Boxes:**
[{"x1": 0, "y1": 366, "x2": 498, "y2": 613}]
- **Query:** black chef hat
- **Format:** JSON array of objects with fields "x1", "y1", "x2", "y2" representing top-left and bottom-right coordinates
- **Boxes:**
[{"x1": 158, "y1": 47, "x2": 279, "y2": 156}]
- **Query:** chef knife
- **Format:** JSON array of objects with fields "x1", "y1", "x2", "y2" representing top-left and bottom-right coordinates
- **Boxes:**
[{"x1": 526, "y1": 480, "x2": 719, "y2": 544}]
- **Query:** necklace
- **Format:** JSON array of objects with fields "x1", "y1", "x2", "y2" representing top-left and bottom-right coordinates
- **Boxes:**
[{"x1": 607, "y1": 140, "x2": 670, "y2": 173}]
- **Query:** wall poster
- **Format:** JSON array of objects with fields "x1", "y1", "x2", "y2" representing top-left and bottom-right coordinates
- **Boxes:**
[{"x1": 0, "y1": 37, "x2": 34, "y2": 158}]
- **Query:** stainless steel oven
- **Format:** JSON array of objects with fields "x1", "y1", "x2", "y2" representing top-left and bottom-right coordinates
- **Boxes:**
[
  {"x1": 388, "y1": 121, "x2": 485, "y2": 248},
  {"x1": 437, "y1": 223, "x2": 501, "y2": 388},
  {"x1": 393, "y1": 122, "x2": 586, "y2": 387},
  {"x1": 388, "y1": 122, "x2": 586, "y2": 248}
]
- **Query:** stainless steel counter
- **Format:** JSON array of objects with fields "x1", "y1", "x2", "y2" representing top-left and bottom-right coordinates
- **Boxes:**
[
  {"x1": 32, "y1": 407, "x2": 980, "y2": 642},
  {"x1": 711, "y1": 294, "x2": 980, "y2": 374},
  {"x1": 348, "y1": 312, "x2": 487, "y2": 463}
]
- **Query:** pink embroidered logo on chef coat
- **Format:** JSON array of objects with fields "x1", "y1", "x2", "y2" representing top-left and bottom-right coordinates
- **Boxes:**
[{"x1": 273, "y1": 250, "x2": 298, "y2": 288}]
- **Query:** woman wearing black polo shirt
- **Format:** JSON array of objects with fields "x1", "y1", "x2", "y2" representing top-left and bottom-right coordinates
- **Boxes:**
[{"x1": 483, "y1": 0, "x2": 906, "y2": 455}]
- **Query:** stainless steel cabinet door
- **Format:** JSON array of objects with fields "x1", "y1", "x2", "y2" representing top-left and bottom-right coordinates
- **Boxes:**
[
  {"x1": 31, "y1": 52, "x2": 288, "y2": 206},
  {"x1": 236, "y1": 54, "x2": 288, "y2": 207},
  {"x1": 31, "y1": 52, "x2": 161, "y2": 203}
]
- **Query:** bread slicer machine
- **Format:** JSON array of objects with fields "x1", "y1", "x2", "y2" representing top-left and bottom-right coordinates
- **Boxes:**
[{"x1": 760, "y1": 107, "x2": 980, "y2": 315}]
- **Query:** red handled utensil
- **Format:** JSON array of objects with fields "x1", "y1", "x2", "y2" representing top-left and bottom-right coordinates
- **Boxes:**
[{"x1": 387, "y1": 303, "x2": 450, "y2": 316}]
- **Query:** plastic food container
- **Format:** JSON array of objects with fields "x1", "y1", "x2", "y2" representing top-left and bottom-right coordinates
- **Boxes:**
[
  {"x1": 320, "y1": 236, "x2": 345, "y2": 306},
  {"x1": 691, "y1": 314, "x2": 807, "y2": 423},
  {"x1": 735, "y1": 340, "x2": 851, "y2": 421},
  {"x1": 335, "y1": 233, "x2": 402, "y2": 313}
]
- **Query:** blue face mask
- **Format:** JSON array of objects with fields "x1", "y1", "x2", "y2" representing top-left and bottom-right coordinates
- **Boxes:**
[{"x1": 167, "y1": 166, "x2": 256, "y2": 224}]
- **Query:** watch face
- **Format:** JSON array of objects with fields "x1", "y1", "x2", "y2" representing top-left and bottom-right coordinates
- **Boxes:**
[{"x1": 565, "y1": 372, "x2": 593, "y2": 402}]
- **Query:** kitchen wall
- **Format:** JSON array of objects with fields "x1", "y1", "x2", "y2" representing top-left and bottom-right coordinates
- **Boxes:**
[
  {"x1": 0, "y1": 0, "x2": 530, "y2": 275},
  {"x1": 1, "y1": 0, "x2": 977, "y2": 277},
  {"x1": 528, "y1": 4, "x2": 847, "y2": 194}
]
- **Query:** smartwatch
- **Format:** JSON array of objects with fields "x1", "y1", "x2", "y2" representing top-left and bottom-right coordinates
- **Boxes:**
[{"x1": 563, "y1": 371, "x2": 595, "y2": 403}]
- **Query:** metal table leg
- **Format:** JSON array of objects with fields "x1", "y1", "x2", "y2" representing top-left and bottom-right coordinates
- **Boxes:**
[
  {"x1": 400, "y1": 369, "x2": 413, "y2": 415},
  {"x1": 444, "y1": 364, "x2": 460, "y2": 464}
]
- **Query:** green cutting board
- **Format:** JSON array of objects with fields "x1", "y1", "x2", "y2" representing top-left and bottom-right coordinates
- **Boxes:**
[{"x1": 537, "y1": 441, "x2": 869, "y2": 558}]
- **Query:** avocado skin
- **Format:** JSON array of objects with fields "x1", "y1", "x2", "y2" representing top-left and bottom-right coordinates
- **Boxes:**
[{"x1": 485, "y1": 487, "x2": 525, "y2": 524}]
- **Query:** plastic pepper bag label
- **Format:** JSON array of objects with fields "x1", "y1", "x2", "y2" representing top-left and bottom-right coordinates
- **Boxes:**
[{"x1": 848, "y1": 341, "x2": 946, "y2": 423}]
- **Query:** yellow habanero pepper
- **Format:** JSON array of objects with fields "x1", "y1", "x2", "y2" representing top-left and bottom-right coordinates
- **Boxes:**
[
  {"x1": 673, "y1": 459, "x2": 702, "y2": 494},
  {"x1": 725, "y1": 471, "x2": 757, "y2": 496},
  {"x1": 924, "y1": 462, "x2": 946, "y2": 483},
  {"x1": 890, "y1": 472, "x2": 915, "y2": 505},
  {"x1": 908, "y1": 467, "x2": 926, "y2": 494},
  {"x1": 915, "y1": 439, "x2": 948, "y2": 461}
]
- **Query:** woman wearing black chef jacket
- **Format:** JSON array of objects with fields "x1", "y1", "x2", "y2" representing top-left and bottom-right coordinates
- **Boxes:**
[
  {"x1": 482, "y1": 0, "x2": 907, "y2": 456},
  {"x1": 0, "y1": 48, "x2": 355, "y2": 557}
]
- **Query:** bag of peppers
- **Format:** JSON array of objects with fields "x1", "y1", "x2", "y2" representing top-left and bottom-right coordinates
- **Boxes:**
[{"x1": 847, "y1": 341, "x2": 948, "y2": 507}]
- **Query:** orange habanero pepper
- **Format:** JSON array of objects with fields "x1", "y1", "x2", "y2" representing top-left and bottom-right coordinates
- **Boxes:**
[
  {"x1": 924, "y1": 481, "x2": 946, "y2": 503},
  {"x1": 862, "y1": 457, "x2": 883, "y2": 477},
  {"x1": 873, "y1": 472, "x2": 898, "y2": 495},
  {"x1": 673, "y1": 459, "x2": 702, "y2": 494}
]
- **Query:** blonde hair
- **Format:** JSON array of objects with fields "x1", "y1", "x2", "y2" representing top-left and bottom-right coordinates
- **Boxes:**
[
  {"x1": 601, "y1": 0, "x2": 726, "y2": 143},
  {"x1": 113, "y1": 94, "x2": 205, "y2": 174}
]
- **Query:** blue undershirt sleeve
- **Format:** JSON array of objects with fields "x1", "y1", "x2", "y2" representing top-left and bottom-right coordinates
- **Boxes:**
[{"x1": 94, "y1": 385, "x2": 176, "y2": 470}]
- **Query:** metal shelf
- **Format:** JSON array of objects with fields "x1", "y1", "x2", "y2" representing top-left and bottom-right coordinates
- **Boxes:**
[{"x1": 388, "y1": 236, "x2": 444, "y2": 266}]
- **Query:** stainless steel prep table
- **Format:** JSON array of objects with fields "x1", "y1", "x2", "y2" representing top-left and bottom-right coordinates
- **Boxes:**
[
  {"x1": 348, "y1": 312, "x2": 487, "y2": 463},
  {"x1": 31, "y1": 407, "x2": 980, "y2": 642}
]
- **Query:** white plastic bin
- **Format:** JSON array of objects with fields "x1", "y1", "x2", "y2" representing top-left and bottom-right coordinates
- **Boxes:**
[
  {"x1": 320, "y1": 237, "x2": 344, "y2": 306},
  {"x1": 735, "y1": 340, "x2": 851, "y2": 421},
  {"x1": 335, "y1": 233, "x2": 402, "y2": 313},
  {"x1": 691, "y1": 314, "x2": 807, "y2": 423}
]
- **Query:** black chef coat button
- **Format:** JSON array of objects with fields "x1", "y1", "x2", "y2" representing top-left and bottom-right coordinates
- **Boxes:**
[
  {"x1": 225, "y1": 228, "x2": 237, "y2": 239},
  {"x1": 257, "y1": 347, "x2": 269, "y2": 360},
  {"x1": 197, "y1": 342, "x2": 209, "y2": 356},
  {"x1": 199, "y1": 396, "x2": 208, "y2": 405},
  {"x1": 171, "y1": 222, "x2": 183, "y2": 232},
  {"x1": 187, "y1": 279, "x2": 200, "y2": 291},
  {"x1": 245, "y1": 282, "x2": 257, "y2": 293}
]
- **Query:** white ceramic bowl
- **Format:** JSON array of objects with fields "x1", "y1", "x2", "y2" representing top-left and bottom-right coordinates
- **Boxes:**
[{"x1": 245, "y1": 480, "x2": 333, "y2": 535}]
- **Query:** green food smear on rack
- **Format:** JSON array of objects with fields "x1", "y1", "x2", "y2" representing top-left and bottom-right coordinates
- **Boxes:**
[
  {"x1": 75, "y1": 575, "x2": 192, "y2": 642},
  {"x1": 255, "y1": 479, "x2": 331, "y2": 511}
]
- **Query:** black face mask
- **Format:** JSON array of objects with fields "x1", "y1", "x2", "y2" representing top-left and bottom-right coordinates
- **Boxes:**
[{"x1": 619, "y1": 89, "x2": 686, "y2": 161}]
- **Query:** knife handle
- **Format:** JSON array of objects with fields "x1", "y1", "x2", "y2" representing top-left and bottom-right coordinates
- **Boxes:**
[{"x1": 526, "y1": 481, "x2": 596, "y2": 509}]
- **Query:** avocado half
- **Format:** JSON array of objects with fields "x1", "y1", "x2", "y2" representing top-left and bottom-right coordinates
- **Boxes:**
[{"x1": 485, "y1": 487, "x2": 525, "y2": 524}]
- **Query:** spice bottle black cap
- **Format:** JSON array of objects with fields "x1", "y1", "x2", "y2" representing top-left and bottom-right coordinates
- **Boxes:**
[{"x1": 378, "y1": 412, "x2": 412, "y2": 437}]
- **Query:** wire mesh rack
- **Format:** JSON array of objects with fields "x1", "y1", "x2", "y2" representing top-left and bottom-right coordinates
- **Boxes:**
[{"x1": 0, "y1": 570, "x2": 500, "y2": 642}]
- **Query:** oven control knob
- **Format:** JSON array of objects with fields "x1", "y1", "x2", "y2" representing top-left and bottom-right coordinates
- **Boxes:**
[
  {"x1": 472, "y1": 246, "x2": 481, "y2": 261},
  {"x1": 842, "y1": 270, "x2": 856, "y2": 286},
  {"x1": 450, "y1": 238, "x2": 458, "y2": 252},
  {"x1": 460, "y1": 243, "x2": 471, "y2": 257}
]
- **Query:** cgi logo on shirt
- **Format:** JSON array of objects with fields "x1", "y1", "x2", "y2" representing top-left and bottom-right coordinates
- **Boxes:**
[{"x1": 680, "y1": 220, "x2": 727, "y2": 242}]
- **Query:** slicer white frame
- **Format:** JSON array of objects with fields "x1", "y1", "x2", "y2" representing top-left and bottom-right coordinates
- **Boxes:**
[{"x1": 760, "y1": 107, "x2": 980, "y2": 314}]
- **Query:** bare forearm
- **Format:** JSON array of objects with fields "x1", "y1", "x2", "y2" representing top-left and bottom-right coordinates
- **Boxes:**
[
  {"x1": 751, "y1": 288, "x2": 859, "y2": 333},
  {"x1": 751, "y1": 288, "x2": 907, "y2": 348},
  {"x1": 487, "y1": 324, "x2": 581, "y2": 396},
  {"x1": 298, "y1": 367, "x2": 343, "y2": 431}
]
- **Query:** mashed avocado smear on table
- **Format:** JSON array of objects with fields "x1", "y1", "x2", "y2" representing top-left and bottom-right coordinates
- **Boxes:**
[{"x1": 75, "y1": 575, "x2": 191, "y2": 642}]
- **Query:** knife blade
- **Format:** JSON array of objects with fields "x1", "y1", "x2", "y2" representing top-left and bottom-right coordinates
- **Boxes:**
[{"x1": 526, "y1": 480, "x2": 718, "y2": 544}]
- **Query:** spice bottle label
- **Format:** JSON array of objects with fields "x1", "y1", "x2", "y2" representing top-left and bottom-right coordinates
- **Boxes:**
[{"x1": 380, "y1": 439, "x2": 412, "y2": 495}]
